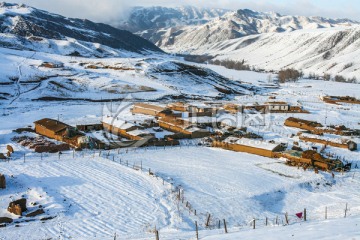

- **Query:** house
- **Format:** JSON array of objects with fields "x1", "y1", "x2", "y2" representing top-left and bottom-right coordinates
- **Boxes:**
[
  {"x1": 321, "y1": 95, "x2": 360, "y2": 105},
  {"x1": 40, "y1": 61, "x2": 64, "y2": 68},
  {"x1": 264, "y1": 101, "x2": 290, "y2": 112},
  {"x1": 212, "y1": 137, "x2": 284, "y2": 158},
  {"x1": 158, "y1": 117, "x2": 210, "y2": 139},
  {"x1": 167, "y1": 102, "x2": 217, "y2": 117},
  {"x1": 131, "y1": 103, "x2": 170, "y2": 117},
  {"x1": 102, "y1": 116, "x2": 155, "y2": 141},
  {"x1": 34, "y1": 118, "x2": 71, "y2": 141},
  {"x1": 34, "y1": 118, "x2": 83, "y2": 148},
  {"x1": 167, "y1": 102, "x2": 189, "y2": 112},
  {"x1": 284, "y1": 117, "x2": 323, "y2": 131}
]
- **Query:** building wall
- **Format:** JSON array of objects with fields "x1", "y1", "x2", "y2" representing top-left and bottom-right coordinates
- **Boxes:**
[
  {"x1": 35, "y1": 124, "x2": 61, "y2": 141},
  {"x1": 212, "y1": 141, "x2": 277, "y2": 158},
  {"x1": 158, "y1": 121, "x2": 192, "y2": 135}
]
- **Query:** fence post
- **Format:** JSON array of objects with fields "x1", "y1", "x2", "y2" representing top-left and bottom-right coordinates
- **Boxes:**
[
  {"x1": 24, "y1": 153, "x2": 25, "y2": 163},
  {"x1": 195, "y1": 221, "x2": 199, "y2": 240},
  {"x1": 304, "y1": 208, "x2": 307, "y2": 221},
  {"x1": 223, "y1": 219, "x2": 228, "y2": 233},
  {"x1": 253, "y1": 218, "x2": 255, "y2": 229},
  {"x1": 345, "y1": 203, "x2": 348, "y2": 218},
  {"x1": 155, "y1": 230, "x2": 159, "y2": 240},
  {"x1": 285, "y1": 213, "x2": 289, "y2": 225},
  {"x1": 205, "y1": 214, "x2": 211, "y2": 227},
  {"x1": 325, "y1": 206, "x2": 327, "y2": 220},
  {"x1": 276, "y1": 216, "x2": 278, "y2": 225},
  {"x1": 266, "y1": 217, "x2": 268, "y2": 226},
  {"x1": 112, "y1": 155, "x2": 114, "y2": 161}
]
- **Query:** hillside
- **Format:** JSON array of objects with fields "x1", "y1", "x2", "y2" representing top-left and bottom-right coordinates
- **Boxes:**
[
  {"x1": 0, "y1": 47, "x2": 257, "y2": 103},
  {"x1": 0, "y1": 2, "x2": 162, "y2": 55},
  {"x1": 188, "y1": 27, "x2": 360, "y2": 78}
]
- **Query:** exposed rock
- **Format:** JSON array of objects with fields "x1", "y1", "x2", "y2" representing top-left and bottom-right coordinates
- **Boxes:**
[
  {"x1": 0, "y1": 174, "x2": 5, "y2": 189},
  {"x1": 8, "y1": 198, "x2": 27, "y2": 215},
  {"x1": 26, "y1": 209, "x2": 45, "y2": 217},
  {"x1": 0, "y1": 217, "x2": 13, "y2": 224}
]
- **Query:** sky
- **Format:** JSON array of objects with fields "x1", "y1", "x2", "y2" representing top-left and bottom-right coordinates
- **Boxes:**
[{"x1": 11, "y1": 0, "x2": 360, "y2": 23}]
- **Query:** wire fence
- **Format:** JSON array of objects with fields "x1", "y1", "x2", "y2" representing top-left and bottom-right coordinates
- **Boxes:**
[{"x1": 4, "y1": 145, "x2": 360, "y2": 239}]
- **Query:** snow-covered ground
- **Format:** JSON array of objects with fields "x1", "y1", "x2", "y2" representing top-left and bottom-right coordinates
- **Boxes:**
[{"x1": 1, "y1": 62, "x2": 360, "y2": 239}]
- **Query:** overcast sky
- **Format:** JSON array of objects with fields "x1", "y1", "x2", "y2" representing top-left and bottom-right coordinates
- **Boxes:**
[{"x1": 11, "y1": 0, "x2": 360, "y2": 22}]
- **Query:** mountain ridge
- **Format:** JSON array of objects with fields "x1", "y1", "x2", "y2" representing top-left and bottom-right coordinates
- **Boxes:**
[{"x1": 0, "y1": 2, "x2": 163, "y2": 55}]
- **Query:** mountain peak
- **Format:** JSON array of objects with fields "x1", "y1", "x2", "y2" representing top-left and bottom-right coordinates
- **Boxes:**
[{"x1": 0, "y1": 2, "x2": 163, "y2": 55}]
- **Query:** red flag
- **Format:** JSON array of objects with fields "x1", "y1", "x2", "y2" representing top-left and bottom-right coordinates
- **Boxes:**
[{"x1": 296, "y1": 212, "x2": 303, "y2": 219}]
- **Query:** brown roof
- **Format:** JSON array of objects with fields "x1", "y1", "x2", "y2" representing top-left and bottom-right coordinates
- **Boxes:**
[{"x1": 34, "y1": 118, "x2": 70, "y2": 133}]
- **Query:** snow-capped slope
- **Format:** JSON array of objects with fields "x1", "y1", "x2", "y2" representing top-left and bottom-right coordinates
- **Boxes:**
[
  {"x1": 0, "y1": 47, "x2": 258, "y2": 103},
  {"x1": 116, "y1": 6, "x2": 229, "y2": 45},
  {"x1": 118, "y1": 6, "x2": 229, "y2": 32},
  {"x1": 188, "y1": 27, "x2": 360, "y2": 78},
  {"x1": 157, "y1": 9, "x2": 359, "y2": 49},
  {"x1": 0, "y1": 2, "x2": 162, "y2": 54}
]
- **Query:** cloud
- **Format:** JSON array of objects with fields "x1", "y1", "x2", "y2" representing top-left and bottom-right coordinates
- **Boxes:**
[{"x1": 12, "y1": 0, "x2": 360, "y2": 22}]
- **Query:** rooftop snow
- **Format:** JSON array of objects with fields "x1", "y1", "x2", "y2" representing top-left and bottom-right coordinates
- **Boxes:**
[{"x1": 224, "y1": 136, "x2": 280, "y2": 151}]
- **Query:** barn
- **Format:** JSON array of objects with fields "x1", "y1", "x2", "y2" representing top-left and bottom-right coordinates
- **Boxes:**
[
  {"x1": 284, "y1": 117, "x2": 323, "y2": 131},
  {"x1": 213, "y1": 137, "x2": 285, "y2": 158},
  {"x1": 131, "y1": 103, "x2": 170, "y2": 117},
  {"x1": 34, "y1": 118, "x2": 83, "y2": 147},
  {"x1": 34, "y1": 118, "x2": 70, "y2": 141}
]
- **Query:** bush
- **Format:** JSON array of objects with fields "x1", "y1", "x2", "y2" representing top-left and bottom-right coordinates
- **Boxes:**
[
  {"x1": 278, "y1": 69, "x2": 302, "y2": 83},
  {"x1": 334, "y1": 75, "x2": 346, "y2": 82},
  {"x1": 323, "y1": 73, "x2": 331, "y2": 81},
  {"x1": 209, "y1": 59, "x2": 250, "y2": 71}
]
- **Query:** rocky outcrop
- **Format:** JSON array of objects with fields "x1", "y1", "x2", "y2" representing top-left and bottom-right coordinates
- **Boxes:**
[
  {"x1": 0, "y1": 174, "x2": 5, "y2": 189},
  {"x1": 8, "y1": 198, "x2": 27, "y2": 216}
]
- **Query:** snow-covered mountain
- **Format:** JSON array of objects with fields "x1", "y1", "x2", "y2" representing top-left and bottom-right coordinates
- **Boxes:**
[
  {"x1": 118, "y1": 6, "x2": 229, "y2": 32},
  {"x1": 0, "y1": 2, "x2": 162, "y2": 55},
  {"x1": 116, "y1": 6, "x2": 230, "y2": 44},
  {"x1": 189, "y1": 26, "x2": 360, "y2": 78},
  {"x1": 156, "y1": 9, "x2": 359, "y2": 50}
]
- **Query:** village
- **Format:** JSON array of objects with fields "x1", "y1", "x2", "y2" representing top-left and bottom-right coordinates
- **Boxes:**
[
  {"x1": 2, "y1": 97, "x2": 358, "y2": 172},
  {"x1": 0, "y1": 59, "x2": 359, "y2": 236},
  {"x1": 0, "y1": 78, "x2": 360, "y2": 238}
]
